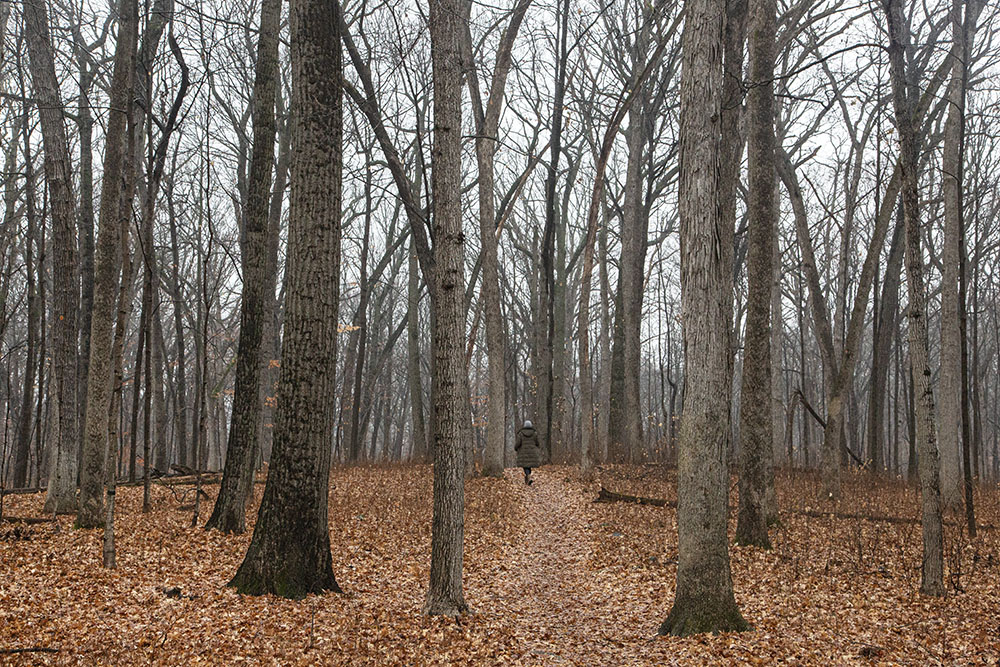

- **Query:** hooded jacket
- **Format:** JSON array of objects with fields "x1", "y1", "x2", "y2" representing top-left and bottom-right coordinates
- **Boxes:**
[{"x1": 515, "y1": 425, "x2": 543, "y2": 468}]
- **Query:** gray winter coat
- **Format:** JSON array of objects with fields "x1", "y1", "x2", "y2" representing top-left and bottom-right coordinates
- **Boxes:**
[{"x1": 515, "y1": 427, "x2": 543, "y2": 468}]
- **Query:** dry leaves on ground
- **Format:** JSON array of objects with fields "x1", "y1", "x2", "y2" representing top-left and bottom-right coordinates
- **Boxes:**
[{"x1": 1, "y1": 465, "x2": 999, "y2": 665}]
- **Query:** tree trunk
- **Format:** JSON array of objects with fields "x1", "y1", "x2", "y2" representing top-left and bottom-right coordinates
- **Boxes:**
[
  {"x1": 608, "y1": 92, "x2": 650, "y2": 463},
  {"x1": 535, "y1": 0, "x2": 570, "y2": 462},
  {"x1": 736, "y1": 0, "x2": 776, "y2": 549},
  {"x1": 166, "y1": 184, "x2": 189, "y2": 467},
  {"x1": 466, "y1": 0, "x2": 531, "y2": 477},
  {"x1": 423, "y1": 0, "x2": 471, "y2": 617},
  {"x1": 25, "y1": 0, "x2": 81, "y2": 515},
  {"x1": 660, "y1": 0, "x2": 748, "y2": 636},
  {"x1": 407, "y1": 241, "x2": 427, "y2": 462},
  {"x1": 13, "y1": 136, "x2": 39, "y2": 489},
  {"x1": 206, "y1": 0, "x2": 280, "y2": 533},
  {"x1": 885, "y1": 0, "x2": 944, "y2": 597},
  {"x1": 76, "y1": 0, "x2": 138, "y2": 528},
  {"x1": 230, "y1": 0, "x2": 342, "y2": 598}
]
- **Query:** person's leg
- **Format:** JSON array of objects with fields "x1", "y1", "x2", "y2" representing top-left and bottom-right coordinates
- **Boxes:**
[{"x1": 523, "y1": 467, "x2": 531, "y2": 484}]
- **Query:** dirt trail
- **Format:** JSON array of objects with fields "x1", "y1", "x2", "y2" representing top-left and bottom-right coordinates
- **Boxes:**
[{"x1": 501, "y1": 467, "x2": 620, "y2": 664}]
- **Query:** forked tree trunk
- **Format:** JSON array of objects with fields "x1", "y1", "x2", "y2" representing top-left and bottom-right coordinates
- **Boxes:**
[
  {"x1": 465, "y1": 0, "x2": 531, "y2": 477},
  {"x1": 76, "y1": 0, "x2": 138, "y2": 528},
  {"x1": 660, "y1": 0, "x2": 748, "y2": 636}
]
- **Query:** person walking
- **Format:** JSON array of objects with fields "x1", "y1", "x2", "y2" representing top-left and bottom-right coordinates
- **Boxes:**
[{"x1": 515, "y1": 420, "x2": 542, "y2": 485}]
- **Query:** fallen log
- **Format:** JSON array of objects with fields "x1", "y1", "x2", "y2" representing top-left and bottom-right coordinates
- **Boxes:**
[
  {"x1": 593, "y1": 487, "x2": 672, "y2": 508},
  {"x1": 593, "y1": 486, "x2": 995, "y2": 530}
]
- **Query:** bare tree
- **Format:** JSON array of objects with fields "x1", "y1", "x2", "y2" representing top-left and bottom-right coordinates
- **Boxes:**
[
  {"x1": 660, "y1": 0, "x2": 749, "y2": 636},
  {"x1": 884, "y1": 0, "x2": 945, "y2": 597},
  {"x1": 736, "y1": 0, "x2": 778, "y2": 548},
  {"x1": 24, "y1": 0, "x2": 81, "y2": 514},
  {"x1": 230, "y1": 0, "x2": 343, "y2": 598},
  {"x1": 423, "y1": 0, "x2": 472, "y2": 617},
  {"x1": 206, "y1": 0, "x2": 282, "y2": 534}
]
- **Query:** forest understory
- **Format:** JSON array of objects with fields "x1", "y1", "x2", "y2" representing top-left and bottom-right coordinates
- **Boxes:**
[{"x1": 1, "y1": 465, "x2": 998, "y2": 665}]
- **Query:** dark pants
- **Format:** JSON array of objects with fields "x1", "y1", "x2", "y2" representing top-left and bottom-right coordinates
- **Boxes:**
[{"x1": 523, "y1": 467, "x2": 532, "y2": 480}]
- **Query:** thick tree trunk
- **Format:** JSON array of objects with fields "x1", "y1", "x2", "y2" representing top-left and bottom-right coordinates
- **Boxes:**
[
  {"x1": 207, "y1": 0, "x2": 280, "y2": 533},
  {"x1": 885, "y1": 0, "x2": 944, "y2": 597},
  {"x1": 423, "y1": 0, "x2": 471, "y2": 617},
  {"x1": 660, "y1": 0, "x2": 748, "y2": 636},
  {"x1": 736, "y1": 0, "x2": 776, "y2": 549},
  {"x1": 25, "y1": 0, "x2": 81, "y2": 515},
  {"x1": 76, "y1": 0, "x2": 138, "y2": 528},
  {"x1": 230, "y1": 0, "x2": 342, "y2": 599}
]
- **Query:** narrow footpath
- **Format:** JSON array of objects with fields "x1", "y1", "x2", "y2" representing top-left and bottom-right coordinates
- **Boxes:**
[{"x1": 499, "y1": 467, "x2": 629, "y2": 664}]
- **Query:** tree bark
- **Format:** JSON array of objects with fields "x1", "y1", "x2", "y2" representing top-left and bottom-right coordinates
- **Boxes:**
[
  {"x1": 207, "y1": 0, "x2": 281, "y2": 533},
  {"x1": 12, "y1": 135, "x2": 38, "y2": 489},
  {"x1": 25, "y1": 0, "x2": 81, "y2": 515},
  {"x1": 230, "y1": 0, "x2": 342, "y2": 599},
  {"x1": 423, "y1": 0, "x2": 472, "y2": 617},
  {"x1": 535, "y1": 0, "x2": 570, "y2": 462},
  {"x1": 660, "y1": 0, "x2": 748, "y2": 636},
  {"x1": 736, "y1": 0, "x2": 777, "y2": 549},
  {"x1": 76, "y1": 0, "x2": 138, "y2": 528},
  {"x1": 885, "y1": 0, "x2": 944, "y2": 597},
  {"x1": 465, "y1": 0, "x2": 531, "y2": 477}
]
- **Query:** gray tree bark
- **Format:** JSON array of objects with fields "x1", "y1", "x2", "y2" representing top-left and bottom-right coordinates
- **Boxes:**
[
  {"x1": 25, "y1": 0, "x2": 81, "y2": 515},
  {"x1": 736, "y1": 0, "x2": 777, "y2": 549},
  {"x1": 424, "y1": 0, "x2": 472, "y2": 617},
  {"x1": 885, "y1": 0, "x2": 945, "y2": 597},
  {"x1": 466, "y1": 0, "x2": 532, "y2": 477},
  {"x1": 939, "y1": 0, "x2": 984, "y2": 509},
  {"x1": 660, "y1": 0, "x2": 748, "y2": 636},
  {"x1": 76, "y1": 0, "x2": 138, "y2": 528}
]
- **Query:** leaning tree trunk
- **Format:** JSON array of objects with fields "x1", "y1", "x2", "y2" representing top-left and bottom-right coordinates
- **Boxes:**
[
  {"x1": 229, "y1": 0, "x2": 342, "y2": 599},
  {"x1": 885, "y1": 0, "x2": 944, "y2": 597},
  {"x1": 76, "y1": 0, "x2": 138, "y2": 529},
  {"x1": 423, "y1": 0, "x2": 472, "y2": 617},
  {"x1": 660, "y1": 0, "x2": 748, "y2": 636},
  {"x1": 24, "y1": 0, "x2": 81, "y2": 515},
  {"x1": 206, "y1": 0, "x2": 281, "y2": 534},
  {"x1": 736, "y1": 0, "x2": 777, "y2": 549}
]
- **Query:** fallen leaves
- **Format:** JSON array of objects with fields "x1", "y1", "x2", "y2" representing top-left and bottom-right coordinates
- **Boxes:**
[{"x1": 0, "y1": 465, "x2": 998, "y2": 664}]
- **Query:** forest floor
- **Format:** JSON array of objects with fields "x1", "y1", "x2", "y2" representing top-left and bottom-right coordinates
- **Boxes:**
[{"x1": 1, "y1": 464, "x2": 999, "y2": 665}]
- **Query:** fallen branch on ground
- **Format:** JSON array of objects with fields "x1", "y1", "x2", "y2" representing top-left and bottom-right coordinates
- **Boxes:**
[{"x1": 593, "y1": 486, "x2": 995, "y2": 530}]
